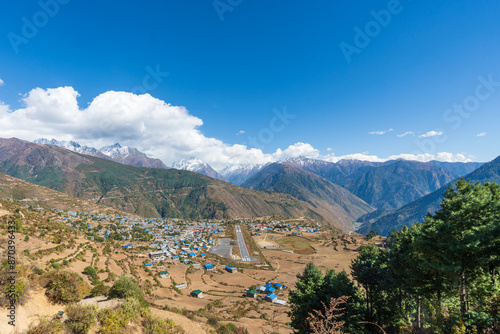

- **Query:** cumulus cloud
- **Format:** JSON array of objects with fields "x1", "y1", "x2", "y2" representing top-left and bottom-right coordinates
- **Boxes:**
[
  {"x1": 419, "y1": 130, "x2": 444, "y2": 138},
  {"x1": 369, "y1": 128, "x2": 393, "y2": 135},
  {"x1": 236, "y1": 130, "x2": 245, "y2": 135},
  {"x1": 0, "y1": 86, "x2": 475, "y2": 169},
  {"x1": 273, "y1": 142, "x2": 320, "y2": 161},
  {"x1": 0, "y1": 87, "x2": 324, "y2": 170},
  {"x1": 476, "y1": 132, "x2": 487, "y2": 137},
  {"x1": 397, "y1": 131, "x2": 414, "y2": 138},
  {"x1": 0, "y1": 78, "x2": 4, "y2": 86}
]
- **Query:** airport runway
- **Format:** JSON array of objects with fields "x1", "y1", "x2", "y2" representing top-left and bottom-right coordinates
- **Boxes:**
[{"x1": 235, "y1": 225, "x2": 259, "y2": 262}]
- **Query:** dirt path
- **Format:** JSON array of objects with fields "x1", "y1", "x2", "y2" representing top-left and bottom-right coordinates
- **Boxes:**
[
  {"x1": 0, "y1": 288, "x2": 62, "y2": 334},
  {"x1": 78, "y1": 296, "x2": 124, "y2": 309}
]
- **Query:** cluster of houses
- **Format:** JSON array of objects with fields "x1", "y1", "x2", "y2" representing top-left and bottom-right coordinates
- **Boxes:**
[
  {"x1": 45, "y1": 206, "x2": 227, "y2": 247},
  {"x1": 249, "y1": 221, "x2": 321, "y2": 236},
  {"x1": 189, "y1": 281, "x2": 288, "y2": 306},
  {"x1": 145, "y1": 221, "x2": 222, "y2": 265},
  {"x1": 246, "y1": 282, "x2": 287, "y2": 305},
  {"x1": 36, "y1": 207, "x2": 293, "y2": 306}
]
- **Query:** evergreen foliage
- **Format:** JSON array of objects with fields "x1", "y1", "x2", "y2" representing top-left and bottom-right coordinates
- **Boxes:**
[{"x1": 290, "y1": 180, "x2": 500, "y2": 333}]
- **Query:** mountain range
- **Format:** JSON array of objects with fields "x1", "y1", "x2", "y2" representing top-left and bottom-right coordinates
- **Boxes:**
[
  {"x1": 242, "y1": 162, "x2": 373, "y2": 230},
  {"x1": 12, "y1": 137, "x2": 497, "y2": 235},
  {"x1": 358, "y1": 155, "x2": 500, "y2": 235},
  {"x1": 272, "y1": 157, "x2": 483, "y2": 210},
  {"x1": 33, "y1": 138, "x2": 169, "y2": 169},
  {"x1": 0, "y1": 137, "x2": 361, "y2": 230}
]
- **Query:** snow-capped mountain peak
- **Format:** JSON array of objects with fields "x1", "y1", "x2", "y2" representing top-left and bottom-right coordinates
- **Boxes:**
[
  {"x1": 34, "y1": 138, "x2": 97, "y2": 154},
  {"x1": 32, "y1": 138, "x2": 168, "y2": 169},
  {"x1": 172, "y1": 157, "x2": 208, "y2": 171},
  {"x1": 171, "y1": 157, "x2": 226, "y2": 181},
  {"x1": 219, "y1": 163, "x2": 266, "y2": 186},
  {"x1": 99, "y1": 143, "x2": 130, "y2": 158},
  {"x1": 220, "y1": 163, "x2": 264, "y2": 175}
]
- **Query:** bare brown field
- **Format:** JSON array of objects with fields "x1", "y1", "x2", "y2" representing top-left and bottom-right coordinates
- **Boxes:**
[{"x1": 150, "y1": 307, "x2": 209, "y2": 334}]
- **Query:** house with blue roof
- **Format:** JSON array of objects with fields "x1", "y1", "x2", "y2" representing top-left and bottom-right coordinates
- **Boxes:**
[
  {"x1": 265, "y1": 286, "x2": 276, "y2": 294},
  {"x1": 205, "y1": 264, "x2": 214, "y2": 270},
  {"x1": 225, "y1": 266, "x2": 237, "y2": 273},
  {"x1": 265, "y1": 293, "x2": 278, "y2": 303}
]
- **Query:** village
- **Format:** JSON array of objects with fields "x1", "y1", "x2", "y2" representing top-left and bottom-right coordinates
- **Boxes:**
[
  {"x1": 39, "y1": 207, "x2": 327, "y2": 307},
  {"x1": 3, "y1": 203, "x2": 380, "y2": 333}
]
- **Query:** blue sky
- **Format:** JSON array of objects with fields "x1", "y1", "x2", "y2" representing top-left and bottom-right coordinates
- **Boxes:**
[{"x1": 0, "y1": 0, "x2": 499, "y2": 168}]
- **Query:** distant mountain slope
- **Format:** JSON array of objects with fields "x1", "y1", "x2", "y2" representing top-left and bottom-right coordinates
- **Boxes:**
[
  {"x1": 242, "y1": 162, "x2": 374, "y2": 230},
  {"x1": 282, "y1": 157, "x2": 457, "y2": 210},
  {"x1": 219, "y1": 164, "x2": 266, "y2": 186},
  {"x1": 428, "y1": 160, "x2": 484, "y2": 177},
  {"x1": 361, "y1": 155, "x2": 500, "y2": 236},
  {"x1": 283, "y1": 157, "x2": 383, "y2": 183},
  {"x1": 0, "y1": 172, "x2": 130, "y2": 215},
  {"x1": 33, "y1": 138, "x2": 169, "y2": 169},
  {"x1": 172, "y1": 157, "x2": 226, "y2": 181},
  {"x1": 0, "y1": 138, "x2": 343, "y2": 227},
  {"x1": 334, "y1": 160, "x2": 457, "y2": 210}
]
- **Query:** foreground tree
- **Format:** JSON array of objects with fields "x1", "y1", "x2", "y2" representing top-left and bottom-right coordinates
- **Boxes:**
[
  {"x1": 308, "y1": 296, "x2": 349, "y2": 334},
  {"x1": 289, "y1": 263, "x2": 325, "y2": 334},
  {"x1": 291, "y1": 180, "x2": 500, "y2": 332},
  {"x1": 289, "y1": 263, "x2": 365, "y2": 333},
  {"x1": 350, "y1": 243, "x2": 383, "y2": 322},
  {"x1": 419, "y1": 180, "x2": 500, "y2": 318},
  {"x1": 45, "y1": 271, "x2": 89, "y2": 304},
  {"x1": 108, "y1": 275, "x2": 146, "y2": 305}
]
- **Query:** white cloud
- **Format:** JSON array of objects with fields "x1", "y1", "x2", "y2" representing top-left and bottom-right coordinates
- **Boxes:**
[
  {"x1": 0, "y1": 86, "x2": 475, "y2": 170},
  {"x1": 388, "y1": 152, "x2": 471, "y2": 163},
  {"x1": 322, "y1": 151, "x2": 472, "y2": 163},
  {"x1": 273, "y1": 142, "x2": 320, "y2": 161},
  {"x1": 0, "y1": 87, "x2": 323, "y2": 170},
  {"x1": 326, "y1": 147, "x2": 333, "y2": 151},
  {"x1": 369, "y1": 128, "x2": 393, "y2": 135},
  {"x1": 0, "y1": 102, "x2": 9, "y2": 113},
  {"x1": 236, "y1": 130, "x2": 245, "y2": 135},
  {"x1": 323, "y1": 152, "x2": 385, "y2": 163},
  {"x1": 476, "y1": 132, "x2": 487, "y2": 137},
  {"x1": 418, "y1": 130, "x2": 444, "y2": 138},
  {"x1": 397, "y1": 131, "x2": 414, "y2": 138},
  {"x1": 0, "y1": 78, "x2": 4, "y2": 86}
]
